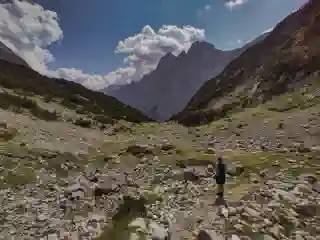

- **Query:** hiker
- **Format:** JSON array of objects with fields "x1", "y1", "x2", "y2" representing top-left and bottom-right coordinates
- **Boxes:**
[{"x1": 215, "y1": 157, "x2": 226, "y2": 199}]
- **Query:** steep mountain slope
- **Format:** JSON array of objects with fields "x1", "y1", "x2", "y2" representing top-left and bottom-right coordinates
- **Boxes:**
[
  {"x1": 104, "y1": 41, "x2": 250, "y2": 121},
  {"x1": 0, "y1": 59, "x2": 151, "y2": 123},
  {"x1": 174, "y1": 0, "x2": 320, "y2": 126},
  {"x1": 0, "y1": 41, "x2": 29, "y2": 67}
]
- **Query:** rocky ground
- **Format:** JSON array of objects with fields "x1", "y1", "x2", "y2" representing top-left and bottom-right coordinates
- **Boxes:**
[{"x1": 0, "y1": 89, "x2": 320, "y2": 240}]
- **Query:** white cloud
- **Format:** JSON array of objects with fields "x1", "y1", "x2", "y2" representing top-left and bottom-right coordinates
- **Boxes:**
[
  {"x1": 0, "y1": 1, "x2": 205, "y2": 90},
  {"x1": 225, "y1": 0, "x2": 248, "y2": 10},
  {"x1": 197, "y1": 4, "x2": 212, "y2": 17},
  {"x1": 56, "y1": 25, "x2": 205, "y2": 90},
  {"x1": 54, "y1": 67, "x2": 136, "y2": 90},
  {"x1": 204, "y1": 5, "x2": 212, "y2": 11},
  {"x1": 228, "y1": 39, "x2": 243, "y2": 46},
  {"x1": 0, "y1": 0, "x2": 63, "y2": 74}
]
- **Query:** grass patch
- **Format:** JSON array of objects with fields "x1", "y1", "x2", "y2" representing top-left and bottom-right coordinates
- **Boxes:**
[
  {"x1": 266, "y1": 91, "x2": 319, "y2": 112},
  {"x1": 0, "y1": 59, "x2": 150, "y2": 123},
  {"x1": 0, "y1": 166, "x2": 36, "y2": 188},
  {"x1": 0, "y1": 92, "x2": 58, "y2": 121},
  {"x1": 266, "y1": 77, "x2": 320, "y2": 112},
  {"x1": 227, "y1": 151, "x2": 288, "y2": 171}
]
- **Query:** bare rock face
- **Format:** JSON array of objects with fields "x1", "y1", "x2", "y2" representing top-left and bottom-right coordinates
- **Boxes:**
[{"x1": 103, "y1": 41, "x2": 254, "y2": 121}]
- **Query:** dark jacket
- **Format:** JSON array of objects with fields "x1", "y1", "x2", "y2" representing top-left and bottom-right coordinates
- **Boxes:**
[{"x1": 215, "y1": 162, "x2": 226, "y2": 184}]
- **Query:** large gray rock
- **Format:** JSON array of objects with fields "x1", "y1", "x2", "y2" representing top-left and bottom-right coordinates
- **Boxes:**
[
  {"x1": 195, "y1": 230, "x2": 224, "y2": 240},
  {"x1": 299, "y1": 173, "x2": 318, "y2": 185},
  {"x1": 171, "y1": 169, "x2": 200, "y2": 182},
  {"x1": 227, "y1": 163, "x2": 244, "y2": 176},
  {"x1": 295, "y1": 204, "x2": 320, "y2": 217},
  {"x1": 312, "y1": 182, "x2": 320, "y2": 193}
]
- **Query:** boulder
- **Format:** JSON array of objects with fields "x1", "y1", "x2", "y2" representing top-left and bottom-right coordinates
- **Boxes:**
[
  {"x1": 0, "y1": 121, "x2": 7, "y2": 129},
  {"x1": 292, "y1": 183, "x2": 313, "y2": 195},
  {"x1": 312, "y1": 182, "x2": 320, "y2": 193},
  {"x1": 299, "y1": 173, "x2": 318, "y2": 185},
  {"x1": 176, "y1": 159, "x2": 215, "y2": 168},
  {"x1": 295, "y1": 204, "x2": 320, "y2": 217},
  {"x1": 194, "y1": 230, "x2": 224, "y2": 240},
  {"x1": 126, "y1": 144, "x2": 154, "y2": 156},
  {"x1": 159, "y1": 143, "x2": 175, "y2": 151},
  {"x1": 183, "y1": 169, "x2": 200, "y2": 182},
  {"x1": 227, "y1": 163, "x2": 244, "y2": 176},
  {"x1": 150, "y1": 222, "x2": 170, "y2": 240}
]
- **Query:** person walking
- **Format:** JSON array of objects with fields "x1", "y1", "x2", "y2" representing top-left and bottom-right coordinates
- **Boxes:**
[{"x1": 215, "y1": 157, "x2": 226, "y2": 200}]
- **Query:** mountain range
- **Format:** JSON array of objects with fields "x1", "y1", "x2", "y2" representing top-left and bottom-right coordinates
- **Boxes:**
[
  {"x1": 103, "y1": 33, "x2": 268, "y2": 121},
  {"x1": 173, "y1": 0, "x2": 320, "y2": 125}
]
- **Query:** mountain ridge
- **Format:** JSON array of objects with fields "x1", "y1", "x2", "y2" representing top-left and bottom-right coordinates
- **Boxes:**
[
  {"x1": 103, "y1": 38, "x2": 266, "y2": 121},
  {"x1": 172, "y1": 0, "x2": 319, "y2": 125},
  {"x1": 0, "y1": 41, "x2": 29, "y2": 68},
  {"x1": 0, "y1": 58, "x2": 151, "y2": 123}
]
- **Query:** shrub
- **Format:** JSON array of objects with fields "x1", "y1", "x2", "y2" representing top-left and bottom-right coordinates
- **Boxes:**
[
  {"x1": 30, "y1": 107, "x2": 58, "y2": 121},
  {"x1": 93, "y1": 115, "x2": 114, "y2": 125}
]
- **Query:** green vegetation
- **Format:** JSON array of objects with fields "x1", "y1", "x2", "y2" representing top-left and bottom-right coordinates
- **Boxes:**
[
  {"x1": 0, "y1": 92, "x2": 58, "y2": 121},
  {"x1": 0, "y1": 59, "x2": 150, "y2": 123},
  {"x1": 74, "y1": 118, "x2": 92, "y2": 128},
  {"x1": 0, "y1": 166, "x2": 36, "y2": 188},
  {"x1": 266, "y1": 78, "x2": 320, "y2": 112}
]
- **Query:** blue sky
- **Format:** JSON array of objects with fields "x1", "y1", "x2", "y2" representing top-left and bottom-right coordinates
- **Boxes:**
[
  {"x1": 0, "y1": 0, "x2": 308, "y2": 89},
  {"x1": 40, "y1": 0, "x2": 305, "y2": 74}
]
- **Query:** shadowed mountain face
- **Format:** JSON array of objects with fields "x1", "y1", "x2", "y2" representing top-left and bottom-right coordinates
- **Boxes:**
[
  {"x1": 173, "y1": 0, "x2": 320, "y2": 126},
  {"x1": 103, "y1": 38, "x2": 267, "y2": 121},
  {"x1": 0, "y1": 41, "x2": 29, "y2": 67}
]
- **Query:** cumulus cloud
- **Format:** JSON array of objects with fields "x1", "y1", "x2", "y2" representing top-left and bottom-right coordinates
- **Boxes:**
[
  {"x1": 0, "y1": 0, "x2": 63, "y2": 74},
  {"x1": 0, "y1": 1, "x2": 205, "y2": 90},
  {"x1": 56, "y1": 25, "x2": 205, "y2": 90},
  {"x1": 204, "y1": 5, "x2": 212, "y2": 11},
  {"x1": 54, "y1": 67, "x2": 136, "y2": 90},
  {"x1": 225, "y1": 0, "x2": 248, "y2": 10},
  {"x1": 197, "y1": 4, "x2": 212, "y2": 17}
]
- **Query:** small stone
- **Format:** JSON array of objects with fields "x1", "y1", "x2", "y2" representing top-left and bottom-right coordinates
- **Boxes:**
[
  {"x1": 305, "y1": 237, "x2": 316, "y2": 240},
  {"x1": 231, "y1": 235, "x2": 241, "y2": 240},
  {"x1": 234, "y1": 224, "x2": 243, "y2": 232},
  {"x1": 205, "y1": 148, "x2": 215, "y2": 154},
  {"x1": 244, "y1": 207, "x2": 260, "y2": 218},
  {"x1": 195, "y1": 230, "x2": 223, "y2": 240},
  {"x1": 47, "y1": 233, "x2": 59, "y2": 240},
  {"x1": 268, "y1": 224, "x2": 281, "y2": 238},
  {"x1": 36, "y1": 213, "x2": 48, "y2": 222},
  {"x1": 294, "y1": 235, "x2": 304, "y2": 240}
]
